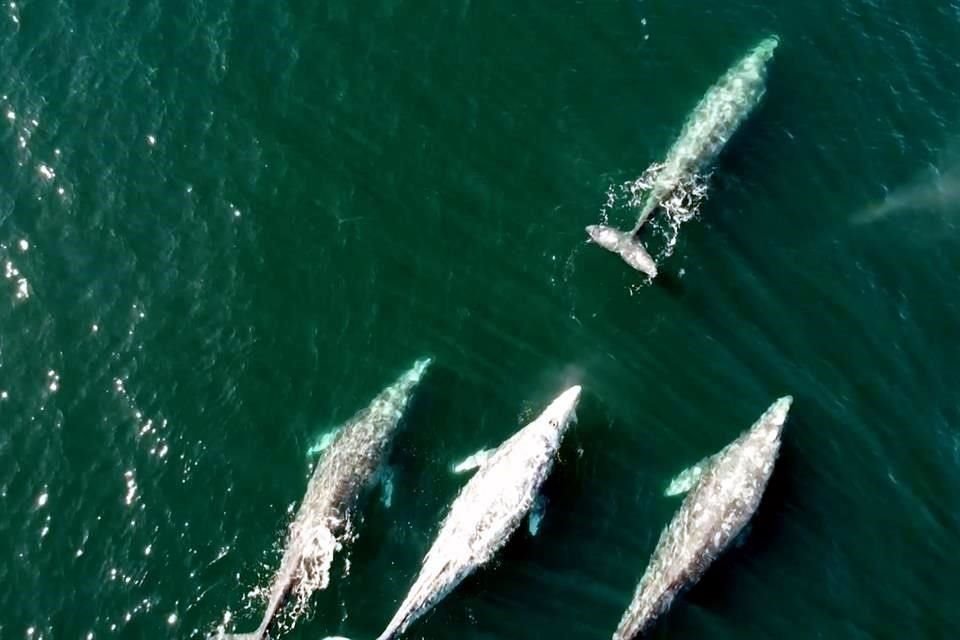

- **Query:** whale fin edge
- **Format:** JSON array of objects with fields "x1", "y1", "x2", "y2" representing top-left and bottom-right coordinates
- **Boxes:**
[
  {"x1": 664, "y1": 455, "x2": 714, "y2": 496},
  {"x1": 451, "y1": 448, "x2": 495, "y2": 474}
]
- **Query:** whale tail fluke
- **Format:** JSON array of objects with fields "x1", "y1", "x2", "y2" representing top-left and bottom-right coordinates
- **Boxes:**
[{"x1": 585, "y1": 224, "x2": 658, "y2": 278}]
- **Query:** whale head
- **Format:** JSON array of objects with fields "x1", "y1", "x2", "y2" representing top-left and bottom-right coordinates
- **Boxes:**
[
  {"x1": 538, "y1": 385, "x2": 582, "y2": 438},
  {"x1": 746, "y1": 395, "x2": 792, "y2": 457},
  {"x1": 750, "y1": 35, "x2": 780, "y2": 68}
]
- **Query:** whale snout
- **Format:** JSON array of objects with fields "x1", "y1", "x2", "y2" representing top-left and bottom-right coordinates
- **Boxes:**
[
  {"x1": 557, "y1": 385, "x2": 582, "y2": 409},
  {"x1": 542, "y1": 385, "x2": 582, "y2": 430},
  {"x1": 755, "y1": 395, "x2": 793, "y2": 445},
  {"x1": 769, "y1": 395, "x2": 793, "y2": 426},
  {"x1": 559, "y1": 384, "x2": 582, "y2": 407}
]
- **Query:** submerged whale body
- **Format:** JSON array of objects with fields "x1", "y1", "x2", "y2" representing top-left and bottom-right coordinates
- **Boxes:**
[
  {"x1": 588, "y1": 36, "x2": 779, "y2": 278},
  {"x1": 373, "y1": 385, "x2": 582, "y2": 640},
  {"x1": 613, "y1": 396, "x2": 792, "y2": 639},
  {"x1": 220, "y1": 358, "x2": 432, "y2": 640}
]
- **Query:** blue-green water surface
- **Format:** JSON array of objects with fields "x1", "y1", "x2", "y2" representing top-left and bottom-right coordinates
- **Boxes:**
[{"x1": 2, "y1": 1, "x2": 960, "y2": 638}]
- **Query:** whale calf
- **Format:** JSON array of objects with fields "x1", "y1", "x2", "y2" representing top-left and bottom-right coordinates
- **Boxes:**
[
  {"x1": 221, "y1": 357, "x2": 432, "y2": 640},
  {"x1": 373, "y1": 385, "x2": 582, "y2": 640},
  {"x1": 613, "y1": 396, "x2": 792, "y2": 639},
  {"x1": 587, "y1": 36, "x2": 779, "y2": 278}
]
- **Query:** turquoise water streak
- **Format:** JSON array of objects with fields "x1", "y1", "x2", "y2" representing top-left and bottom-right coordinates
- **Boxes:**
[{"x1": 2, "y1": 1, "x2": 959, "y2": 638}]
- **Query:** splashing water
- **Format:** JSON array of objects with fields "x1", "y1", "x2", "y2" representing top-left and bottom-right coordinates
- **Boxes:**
[
  {"x1": 261, "y1": 520, "x2": 347, "y2": 635},
  {"x1": 286, "y1": 524, "x2": 342, "y2": 624},
  {"x1": 601, "y1": 164, "x2": 711, "y2": 263}
]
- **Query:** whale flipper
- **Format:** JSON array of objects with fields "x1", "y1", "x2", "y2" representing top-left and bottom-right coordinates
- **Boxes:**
[
  {"x1": 307, "y1": 427, "x2": 342, "y2": 457},
  {"x1": 734, "y1": 522, "x2": 753, "y2": 549},
  {"x1": 585, "y1": 225, "x2": 658, "y2": 278},
  {"x1": 379, "y1": 465, "x2": 395, "y2": 508},
  {"x1": 528, "y1": 494, "x2": 547, "y2": 536},
  {"x1": 664, "y1": 456, "x2": 713, "y2": 496},
  {"x1": 451, "y1": 448, "x2": 495, "y2": 474}
]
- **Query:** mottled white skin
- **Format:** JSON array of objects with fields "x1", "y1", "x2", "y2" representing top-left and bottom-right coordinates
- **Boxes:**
[
  {"x1": 631, "y1": 36, "x2": 779, "y2": 232},
  {"x1": 376, "y1": 386, "x2": 583, "y2": 640},
  {"x1": 613, "y1": 396, "x2": 792, "y2": 640},
  {"x1": 222, "y1": 358, "x2": 432, "y2": 640}
]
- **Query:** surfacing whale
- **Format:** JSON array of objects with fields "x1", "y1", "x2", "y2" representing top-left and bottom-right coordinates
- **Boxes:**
[
  {"x1": 587, "y1": 36, "x2": 779, "y2": 279},
  {"x1": 371, "y1": 385, "x2": 582, "y2": 640},
  {"x1": 219, "y1": 357, "x2": 432, "y2": 640},
  {"x1": 613, "y1": 396, "x2": 792, "y2": 639}
]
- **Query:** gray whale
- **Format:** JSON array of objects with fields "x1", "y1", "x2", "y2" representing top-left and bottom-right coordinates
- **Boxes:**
[
  {"x1": 221, "y1": 358, "x2": 431, "y2": 640},
  {"x1": 588, "y1": 36, "x2": 779, "y2": 278},
  {"x1": 613, "y1": 396, "x2": 792, "y2": 639},
  {"x1": 374, "y1": 385, "x2": 582, "y2": 640}
]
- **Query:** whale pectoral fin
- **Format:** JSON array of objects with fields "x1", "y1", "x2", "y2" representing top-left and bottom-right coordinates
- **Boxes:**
[
  {"x1": 664, "y1": 456, "x2": 712, "y2": 496},
  {"x1": 734, "y1": 522, "x2": 753, "y2": 549},
  {"x1": 451, "y1": 448, "x2": 495, "y2": 474},
  {"x1": 307, "y1": 426, "x2": 342, "y2": 458},
  {"x1": 528, "y1": 494, "x2": 547, "y2": 536},
  {"x1": 378, "y1": 465, "x2": 395, "y2": 509}
]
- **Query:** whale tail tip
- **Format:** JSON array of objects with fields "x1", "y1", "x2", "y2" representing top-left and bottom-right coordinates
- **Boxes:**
[{"x1": 585, "y1": 224, "x2": 658, "y2": 278}]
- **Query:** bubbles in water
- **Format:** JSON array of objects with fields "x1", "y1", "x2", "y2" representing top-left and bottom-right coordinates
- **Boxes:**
[
  {"x1": 37, "y1": 163, "x2": 55, "y2": 180},
  {"x1": 47, "y1": 370, "x2": 59, "y2": 393},
  {"x1": 5, "y1": 258, "x2": 30, "y2": 300},
  {"x1": 123, "y1": 470, "x2": 138, "y2": 505}
]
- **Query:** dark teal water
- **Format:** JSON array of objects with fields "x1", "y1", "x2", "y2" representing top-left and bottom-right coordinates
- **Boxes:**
[{"x1": 2, "y1": 1, "x2": 960, "y2": 638}]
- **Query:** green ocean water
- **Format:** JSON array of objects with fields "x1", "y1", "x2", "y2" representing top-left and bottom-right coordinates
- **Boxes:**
[{"x1": 2, "y1": 0, "x2": 960, "y2": 638}]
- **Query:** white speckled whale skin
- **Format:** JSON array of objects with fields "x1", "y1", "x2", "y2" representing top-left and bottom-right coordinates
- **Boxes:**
[{"x1": 614, "y1": 396, "x2": 792, "y2": 640}]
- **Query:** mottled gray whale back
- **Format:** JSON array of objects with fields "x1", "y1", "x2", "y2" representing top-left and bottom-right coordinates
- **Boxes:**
[
  {"x1": 613, "y1": 396, "x2": 792, "y2": 639},
  {"x1": 587, "y1": 36, "x2": 779, "y2": 278},
  {"x1": 221, "y1": 357, "x2": 432, "y2": 640},
  {"x1": 374, "y1": 385, "x2": 582, "y2": 640}
]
